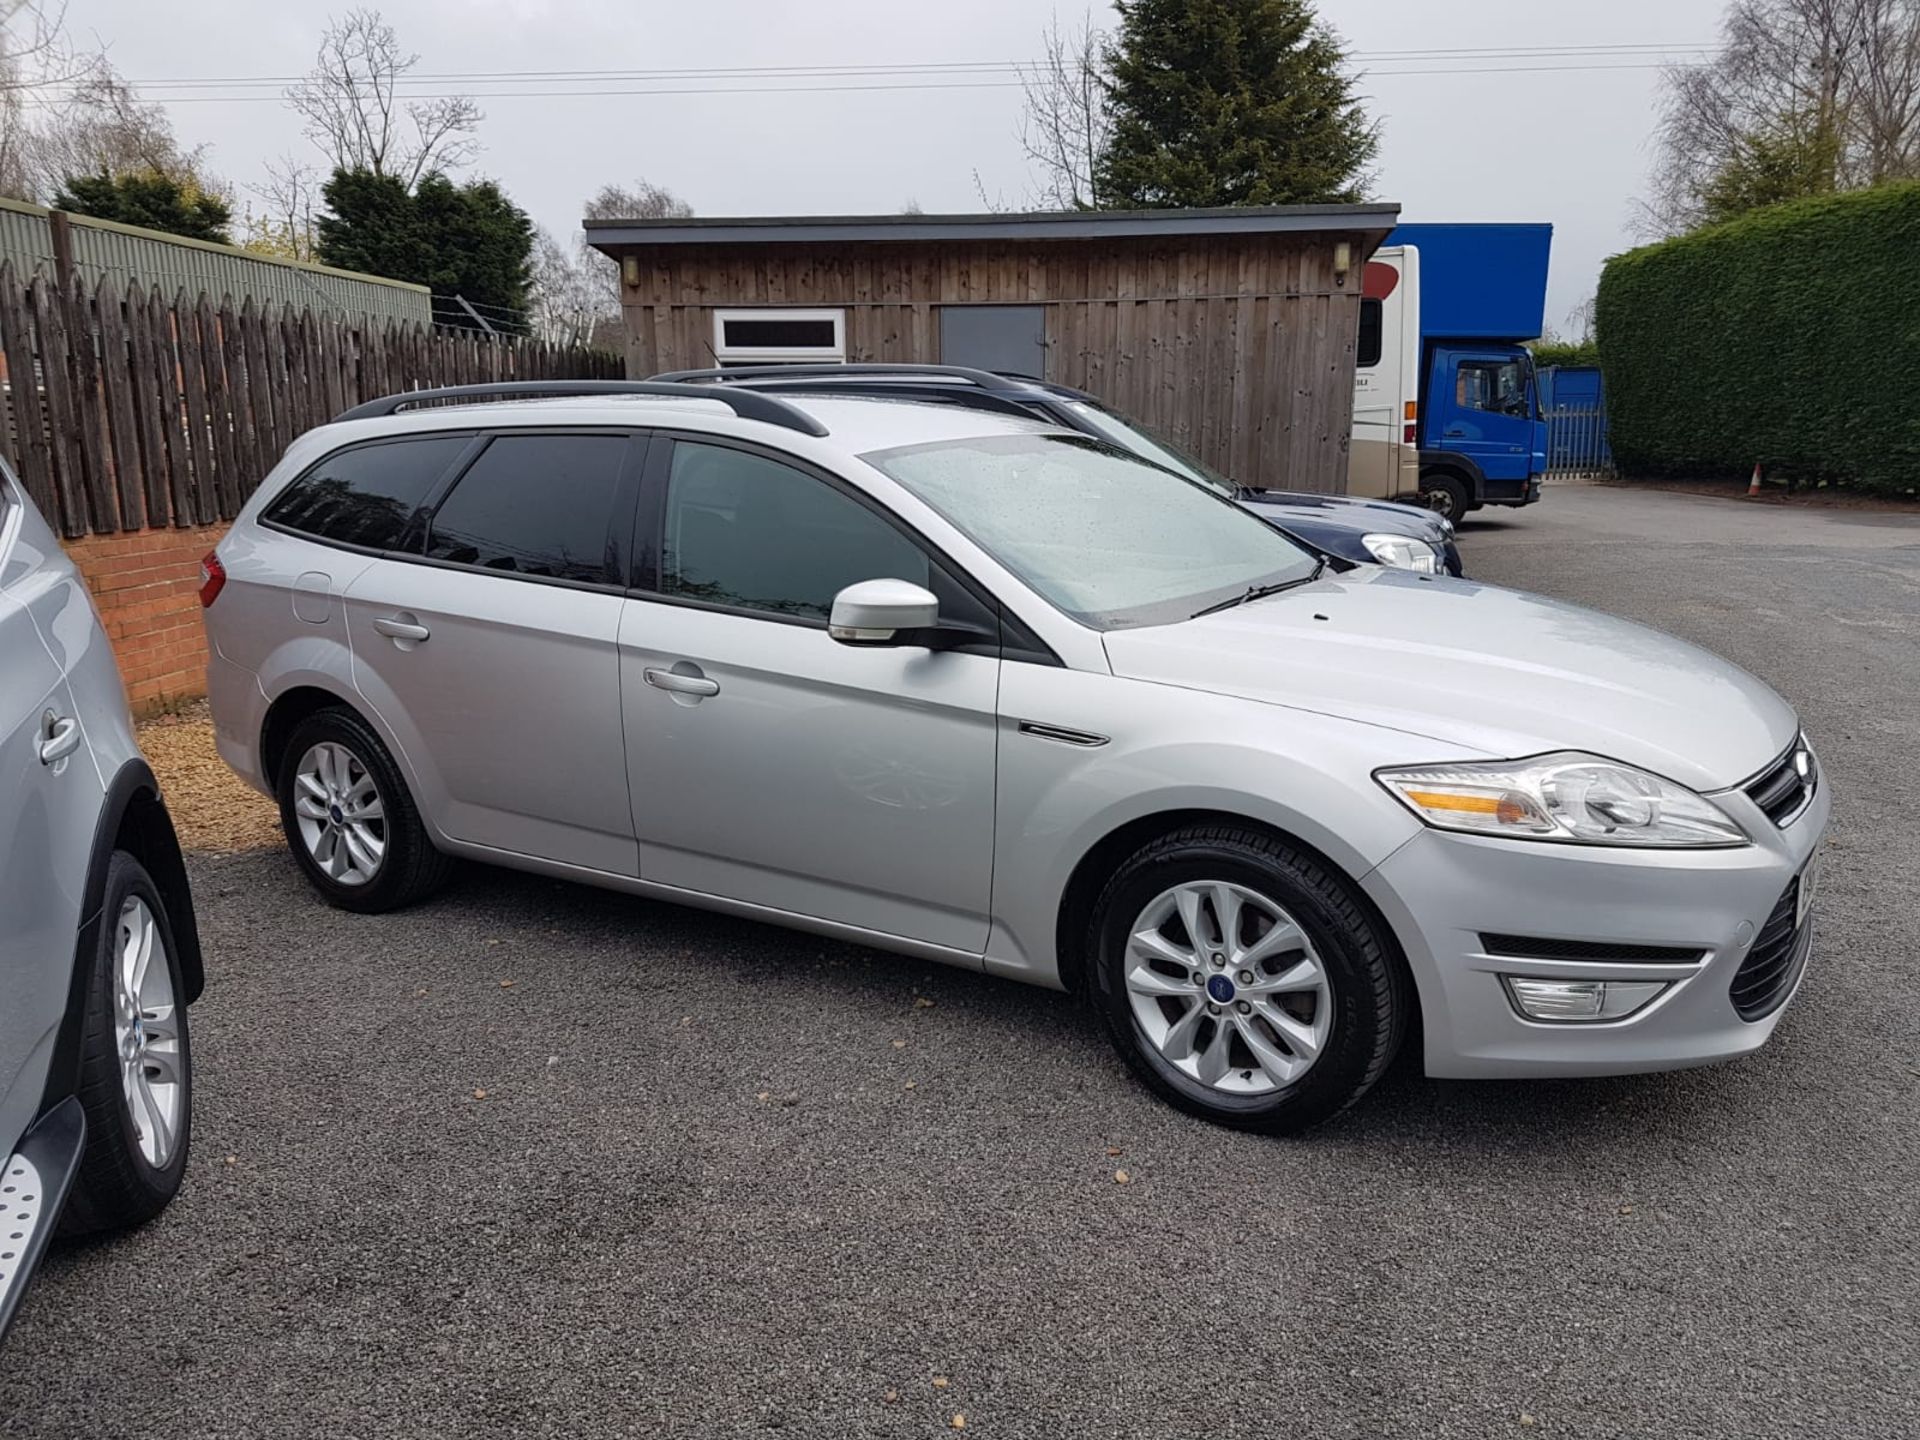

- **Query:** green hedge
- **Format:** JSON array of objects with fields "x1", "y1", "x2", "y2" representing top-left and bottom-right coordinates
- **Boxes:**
[
  {"x1": 1595, "y1": 183, "x2": 1920, "y2": 493},
  {"x1": 1530, "y1": 339, "x2": 1598, "y2": 369}
]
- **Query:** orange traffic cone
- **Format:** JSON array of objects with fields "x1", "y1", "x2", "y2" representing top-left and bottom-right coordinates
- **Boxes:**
[{"x1": 1747, "y1": 463, "x2": 1763, "y2": 497}]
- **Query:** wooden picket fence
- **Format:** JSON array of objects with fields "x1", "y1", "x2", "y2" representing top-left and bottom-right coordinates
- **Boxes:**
[{"x1": 0, "y1": 261, "x2": 624, "y2": 539}]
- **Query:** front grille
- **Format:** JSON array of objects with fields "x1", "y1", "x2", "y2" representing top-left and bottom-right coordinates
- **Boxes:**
[
  {"x1": 1744, "y1": 739, "x2": 1816, "y2": 827},
  {"x1": 1729, "y1": 877, "x2": 1808, "y2": 1021},
  {"x1": 1480, "y1": 934, "x2": 1705, "y2": 963}
]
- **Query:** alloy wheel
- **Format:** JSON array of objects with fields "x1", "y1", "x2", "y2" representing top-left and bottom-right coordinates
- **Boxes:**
[
  {"x1": 1123, "y1": 880, "x2": 1333, "y2": 1095},
  {"x1": 292, "y1": 741, "x2": 386, "y2": 886},
  {"x1": 113, "y1": 895, "x2": 183, "y2": 1168}
]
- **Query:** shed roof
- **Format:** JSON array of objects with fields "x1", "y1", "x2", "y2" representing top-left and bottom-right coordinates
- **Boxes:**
[{"x1": 583, "y1": 203, "x2": 1399, "y2": 251}]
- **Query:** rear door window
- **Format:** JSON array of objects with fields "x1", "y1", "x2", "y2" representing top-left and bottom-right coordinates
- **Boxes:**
[
  {"x1": 266, "y1": 436, "x2": 471, "y2": 551},
  {"x1": 424, "y1": 434, "x2": 628, "y2": 584}
]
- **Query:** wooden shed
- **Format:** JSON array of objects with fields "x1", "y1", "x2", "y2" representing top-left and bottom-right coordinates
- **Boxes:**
[{"x1": 583, "y1": 205, "x2": 1399, "y2": 493}]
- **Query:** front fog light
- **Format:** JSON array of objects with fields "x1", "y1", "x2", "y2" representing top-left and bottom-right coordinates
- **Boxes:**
[{"x1": 1503, "y1": 977, "x2": 1668, "y2": 1022}]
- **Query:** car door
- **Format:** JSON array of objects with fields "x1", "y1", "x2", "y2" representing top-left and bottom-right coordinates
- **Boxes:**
[
  {"x1": 618, "y1": 435, "x2": 1000, "y2": 955},
  {"x1": 1440, "y1": 352, "x2": 1534, "y2": 483},
  {"x1": 343, "y1": 430, "x2": 645, "y2": 875},
  {"x1": 0, "y1": 499, "x2": 103, "y2": 1161}
]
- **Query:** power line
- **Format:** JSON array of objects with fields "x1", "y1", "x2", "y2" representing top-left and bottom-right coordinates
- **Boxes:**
[
  {"x1": 17, "y1": 43, "x2": 1721, "y2": 105},
  {"x1": 17, "y1": 61, "x2": 1708, "y2": 108},
  {"x1": 73, "y1": 43, "x2": 1728, "y2": 89}
]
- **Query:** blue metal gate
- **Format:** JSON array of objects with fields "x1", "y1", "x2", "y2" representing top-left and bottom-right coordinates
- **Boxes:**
[{"x1": 1539, "y1": 365, "x2": 1612, "y2": 475}]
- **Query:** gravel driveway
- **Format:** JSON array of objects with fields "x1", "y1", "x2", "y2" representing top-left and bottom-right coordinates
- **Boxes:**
[{"x1": 4, "y1": 483, "x2": 1917, "y2": 1439}]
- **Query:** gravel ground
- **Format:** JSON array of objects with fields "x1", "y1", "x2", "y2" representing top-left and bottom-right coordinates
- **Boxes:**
[
  {"x1": 137, "y1": 700, "x2": 279, "y2": 853},
  {"x1": 4, "y1": 483, "x2": 1917, "y2": 1438}
]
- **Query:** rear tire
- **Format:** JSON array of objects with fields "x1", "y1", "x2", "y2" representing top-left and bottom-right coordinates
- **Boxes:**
[
  {"x1": 60, "y1": 853, "x2": 191, "y2": 1235},
  {"x1": 1421, "y1": 472, "x2": 1473, "y2": 522},
  {"x1": 1086, "y1": 825, "x2": 1407, "y2": 1135},
  {"x1": 277, "y1": 706, "x2": 453, "y2": 914}
]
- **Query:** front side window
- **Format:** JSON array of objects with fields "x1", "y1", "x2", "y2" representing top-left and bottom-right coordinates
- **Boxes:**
[
  {"x1": 1457, "y1": 360, "x2": 1527, "y2": 416},
  {"x1": 265, "y1": 436, "x2": 470, "y2": 550},
  {"x1": 661, "y1": 441, "x2": 929, "y2": 621},
  {"x1": 866, "y1": 433, "x2": 1318, "y2": 630},
  {"x1": 424, "y1": 434, "x2": 626, "y2": 583}
]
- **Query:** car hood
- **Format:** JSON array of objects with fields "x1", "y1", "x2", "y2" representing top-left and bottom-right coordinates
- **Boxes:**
[
  {"x1": 1102, "y1": 569, "x2": 1798, "y2": 792},
  {"x1": 1239, "y1": 491, "x2": 1448, "y2": 542}
]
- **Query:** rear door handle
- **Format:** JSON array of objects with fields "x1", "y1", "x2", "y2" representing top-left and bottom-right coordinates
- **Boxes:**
[
  {"x1": 373, "y1": 615, "x2": 431, "y2": 642},
  {"x1": 38, "y1": 711, "x2": 81, "y2": 766},
  {"x1": 644, "y1": 667, "x2": 720, "y2": 698}
]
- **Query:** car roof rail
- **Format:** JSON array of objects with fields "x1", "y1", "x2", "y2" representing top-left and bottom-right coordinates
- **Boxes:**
[
  {"x1": 332, "y1": 381, "x2": 829, "y2": 437},
  {"x1": 651, "y1": 362, "x2": 1031, "y2": 393}
]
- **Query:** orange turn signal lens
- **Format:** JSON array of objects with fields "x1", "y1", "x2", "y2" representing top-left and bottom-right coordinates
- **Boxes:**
[{"x1": 1403, "y1": 789, "x2": 1500, "y2": 815}]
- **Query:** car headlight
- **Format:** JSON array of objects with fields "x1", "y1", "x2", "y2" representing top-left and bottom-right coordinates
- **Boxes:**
[
  {"x1": 1362, "y1": 533, "x2": 1441, "y2": 573},
  {"x1": 1375, "y1": 754, "x2": 1748, "y2": 847}
]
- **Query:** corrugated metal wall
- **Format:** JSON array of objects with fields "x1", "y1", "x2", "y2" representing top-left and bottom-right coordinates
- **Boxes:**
[{"x1": 0, "y1": 196, "x2": 431, "y2": 325}]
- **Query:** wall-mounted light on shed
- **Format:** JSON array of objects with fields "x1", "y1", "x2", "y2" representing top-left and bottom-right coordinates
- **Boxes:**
[
  {"x1": 620, "y1": 254, "x2": 642, "y2": 290},
  {"x1": 1332, "y1": 241, "x2": 1352, "y2": 287}
]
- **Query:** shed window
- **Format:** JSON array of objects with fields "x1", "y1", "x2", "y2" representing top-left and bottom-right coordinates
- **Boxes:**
[{"x1": 713, "y1": 308, "x2": 845, "y2": 366}]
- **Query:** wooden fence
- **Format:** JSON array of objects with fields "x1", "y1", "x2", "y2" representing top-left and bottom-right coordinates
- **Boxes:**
[{"x1": 0, "y1": 261, "x2": 624, "y2": 539}]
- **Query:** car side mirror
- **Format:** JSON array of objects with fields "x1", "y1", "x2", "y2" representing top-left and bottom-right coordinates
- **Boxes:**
[{"x1": 828, "y1": 579, "x2": 941, "y2": 646}]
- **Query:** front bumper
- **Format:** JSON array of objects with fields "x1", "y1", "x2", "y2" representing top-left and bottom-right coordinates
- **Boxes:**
[
  {"x1": 1362, "y1": 776, "x2": 1830, "y2": 1078},
  {"x1": 1483, "y1": 477, "x2": 1544, "y2": 507}
]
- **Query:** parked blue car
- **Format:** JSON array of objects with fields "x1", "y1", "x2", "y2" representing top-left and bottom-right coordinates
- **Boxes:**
[{"x1": 652, "y1": 365, "x2": 1464, "y2": 577}]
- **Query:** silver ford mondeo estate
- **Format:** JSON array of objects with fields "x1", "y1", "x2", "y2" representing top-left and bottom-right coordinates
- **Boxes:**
[{"x1": 202, "y1": 383, "x2": 1827, "y2": 1132}]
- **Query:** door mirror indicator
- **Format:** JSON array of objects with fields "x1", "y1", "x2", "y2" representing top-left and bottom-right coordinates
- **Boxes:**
[{"x1": 829, "y1": 579, "x2": 940, "y2": 646}]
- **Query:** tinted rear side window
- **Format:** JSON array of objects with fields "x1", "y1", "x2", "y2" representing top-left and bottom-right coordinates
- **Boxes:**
[
  {"x1": 425, "y1": 434, "x2": 627, "y2": 583},
  {"x1": 266, "y1": 436, "x2": 469, "y2": 550}
]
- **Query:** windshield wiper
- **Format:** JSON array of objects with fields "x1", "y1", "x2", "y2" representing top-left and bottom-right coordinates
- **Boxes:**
[{"x1": 1189, "y1": 558, "x2": 1326, "y2": 619}]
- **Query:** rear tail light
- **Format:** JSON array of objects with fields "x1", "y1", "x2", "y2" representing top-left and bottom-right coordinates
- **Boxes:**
[
  {"x1": 1403, "y1": 423, "x2": 1418, "y2": 444},
  {"x1": 198, "y1": 551, "x2": 227, "y2": 608}
]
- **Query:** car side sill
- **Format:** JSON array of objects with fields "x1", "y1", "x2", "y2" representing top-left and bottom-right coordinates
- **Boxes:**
[
  {"x1": 433, "y1": 838, "x2": 989, "y2": 973},
  {"x1": 0, "y1": 1096, "x2": 85, "y2": 1342}
]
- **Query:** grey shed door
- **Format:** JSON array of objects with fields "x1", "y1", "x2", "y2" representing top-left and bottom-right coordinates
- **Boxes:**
[{"x1": 939, "y1": 305, "x2": 1047, "y2": 379}]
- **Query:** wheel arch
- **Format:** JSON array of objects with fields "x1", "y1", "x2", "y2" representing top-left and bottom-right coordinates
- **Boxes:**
[
  {"x1": 40, "y1": 760, "x2": 203, "y2": 1113},
  {"x1": 1418, "y1": 452, "x2": 1485, "y2": 501},
  {"x1": 1051, "y1": 807, "x2": 1413, "y2": 1001},
  {"x1": 259, "y1": 683, "x2": 359, "y2": 790}
]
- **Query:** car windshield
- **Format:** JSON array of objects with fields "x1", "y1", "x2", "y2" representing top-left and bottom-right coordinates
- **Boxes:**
[
  {"x1": 1057, "y1": 399, "x2": 1238, "y2": 496},
  {"x1": 863, "y1": 432, "x2": 1319, "y2": 630}
]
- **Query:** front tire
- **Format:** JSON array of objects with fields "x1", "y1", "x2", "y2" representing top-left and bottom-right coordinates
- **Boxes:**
[
  {"x1": 1421, "y1": 472, "x2": 1473, "y2": 522},
  {"x1": 1087, "y1": 826, "x2": 1407, "y2": 1135},
  {"x1": 277, "y1": 707, "x2": 453, "y2": 913},
  {"x1": 61, "y1": 853, "x2": 191, "y2": 1235}
]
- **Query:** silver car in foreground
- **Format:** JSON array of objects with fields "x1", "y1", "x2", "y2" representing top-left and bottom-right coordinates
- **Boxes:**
[
  {"x1": 204, "y1": 382, "x2": 1826, "y2": 1132},
  {"x1": 1, "y1": 465, "x2": 202, "y2": 1341}
]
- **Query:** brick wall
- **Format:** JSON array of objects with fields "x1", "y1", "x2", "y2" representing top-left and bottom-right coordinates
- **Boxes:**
[{"x1": 62, "y1": 523, "x2": 228, "y2": 716}]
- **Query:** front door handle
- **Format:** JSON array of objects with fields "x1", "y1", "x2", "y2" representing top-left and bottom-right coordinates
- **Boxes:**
[
  {"x1": 644, "y1": 666, "x2": 720, "y2": 698},
  {"x1": 38, "y1": 711, "x2": 81, "y2": 766},
  {"x1": 373, "y1": 615, "x2": 431, "y2": 643}
]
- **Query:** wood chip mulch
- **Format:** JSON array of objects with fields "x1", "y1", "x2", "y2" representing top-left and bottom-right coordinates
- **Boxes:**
[{"x1": 138, "y1": 700, "x2": 283, "y2": 854}]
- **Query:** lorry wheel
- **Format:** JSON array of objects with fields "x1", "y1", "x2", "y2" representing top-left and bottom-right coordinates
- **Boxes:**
[{"x1": 1421, "y1": 474, "x2": 1473, "y2": 522}]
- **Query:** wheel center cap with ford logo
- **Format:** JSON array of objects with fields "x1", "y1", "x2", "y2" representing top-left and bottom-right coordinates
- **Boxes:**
[{"x1": 1206, "y1": 974, "x2": 1236, "y2": 1004}]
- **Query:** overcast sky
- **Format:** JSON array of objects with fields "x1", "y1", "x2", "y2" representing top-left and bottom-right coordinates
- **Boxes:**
[{"x1": 67, "y1": 0, "x2": 1727, "y2": 331}]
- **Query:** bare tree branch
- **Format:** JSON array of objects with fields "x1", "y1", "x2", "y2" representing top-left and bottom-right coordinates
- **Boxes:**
[
  {"x1": 1014, "y1": 11, "x2": 1113, "y2": 209},
  {"x1": 551, "y1": 180, "x2": 694, "y2": 334},
  {"x1": 1640, "y1": 0, "x2": 1920, "y2": 236},
  {"x1": 285, "y1": 8, "x2": 481, "y2": 184}
]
